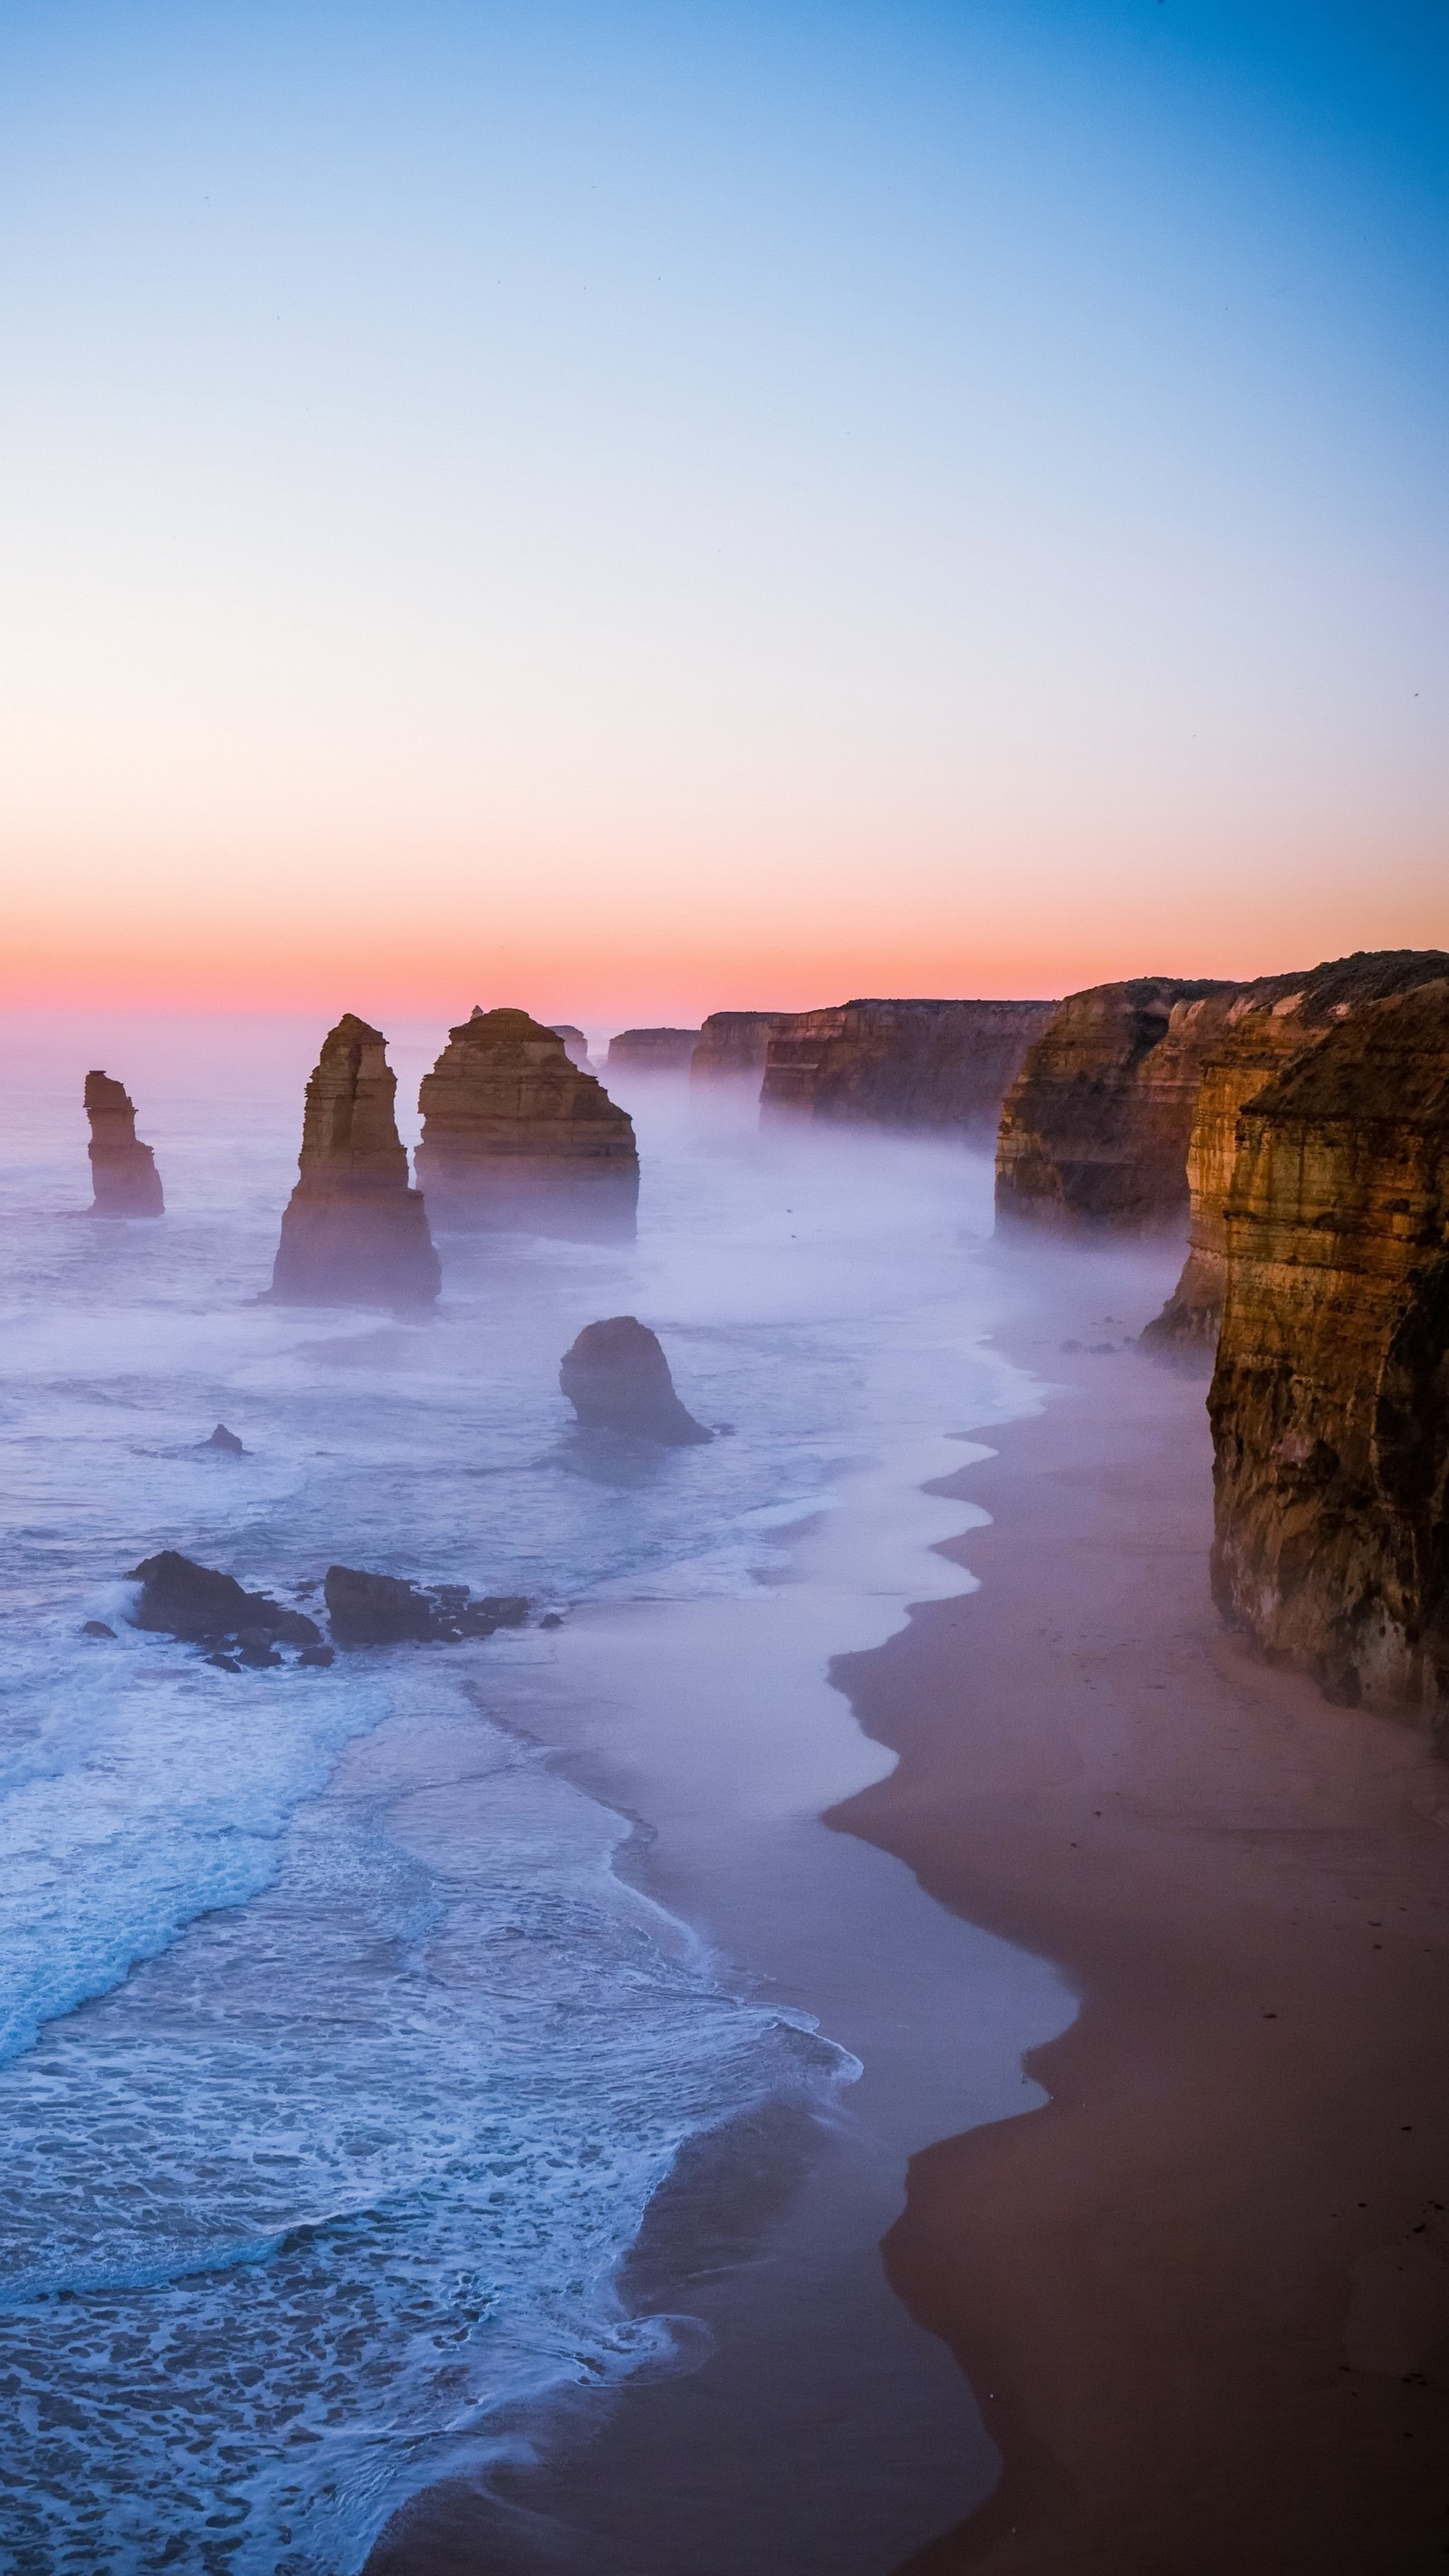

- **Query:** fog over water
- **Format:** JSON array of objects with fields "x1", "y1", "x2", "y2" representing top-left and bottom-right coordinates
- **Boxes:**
[{"x1": 0, "y1": 1017, "x2": 1062, "y2": 2571}]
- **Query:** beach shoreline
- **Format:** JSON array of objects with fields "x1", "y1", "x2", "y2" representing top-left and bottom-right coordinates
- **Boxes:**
[{"x1": 830, "y1": 1274, "x2": 1449, "y2": 2575}]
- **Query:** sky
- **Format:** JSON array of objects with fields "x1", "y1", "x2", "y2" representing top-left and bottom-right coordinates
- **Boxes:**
[{"x1": 1, "y1": 0, "x2": 1445, "y2": 1026}]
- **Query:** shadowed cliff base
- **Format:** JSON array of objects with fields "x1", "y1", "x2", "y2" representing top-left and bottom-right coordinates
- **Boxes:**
[
  {"x1": 826, "y1": 1252, "x2": 1449, "y2": 2576},
  {"x1": 83, "y1": 1069, "x2": 164, "y2": 1216},
  {"x1": 417, "y1": 1007, "x2": 638, "y2": 1241},
  {"x1": 268, "y1": 1014, "x2": 440, "y2": 1310}
]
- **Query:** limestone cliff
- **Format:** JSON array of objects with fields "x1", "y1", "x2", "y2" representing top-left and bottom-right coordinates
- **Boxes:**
[
  {"x1": 606, "y1": 1028, "x2": 701, "y2": 1074},
  {"x1": 269, "y1": 1015, "x2": 440, "y2": 1308},
  {"x1": 1208, "y1": 980, "x2": 1449, "y2": 1735},
  {"x1": 1143, "y1": 950, "x2": 1449, "y2": 1363},
  {"x1": 416, "y1": 1007, "x2": 638, "y2": 1238},
  {"x1": 995, "y1": 978, "x2": 1247, "y2": 1229},
  {"x1": 550, "y1": 1024, "x2": 592, "y2": 1071},
  {"x1": 84, "y1": 1072, "x2": 165, "y2": 1216},
  {"x1": 689, "y1": 1013, "x2": 796, "y2": 1094},
  {"x1": 760, "y1": 999, "x2": 1056, "y2": 1139}
]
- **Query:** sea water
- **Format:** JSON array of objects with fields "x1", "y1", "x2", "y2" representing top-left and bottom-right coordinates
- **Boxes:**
[{"x1": 0, "y1": 1018, "x2": 1027, "y2": 2572}]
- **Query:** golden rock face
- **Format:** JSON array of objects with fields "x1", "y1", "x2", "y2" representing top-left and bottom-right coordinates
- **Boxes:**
[
  {"x1": 1207, "y1": 979, "x2": 1449, "y2": 1735},
  {"x1": 271, "y1": 1015, "x2": 440, "y2": 1309},
  {"x1": 416, "y1": 1006, "x2": 638, "y2": 1239},
  {"x1": 759, "y1": 998, "x2": 1056, "y2": 1139}
]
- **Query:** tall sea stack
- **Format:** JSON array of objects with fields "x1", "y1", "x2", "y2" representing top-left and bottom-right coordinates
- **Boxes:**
[
  {"x1": 269, "y1": 1015, "x2": 440, "y2": 1309},
  {"x1": 416, "y1": 1007, "x2": 639, "y2": 1239},
  {"x1": 84, "y1": 1072, "x2": 164, "y2": 1216},
  {"x1": 1142, "y1": 949, "x2": 1449, "y2": 1364},
  {"x1": 1208, "y1": 980, "x2": 1449, "y2": 1734},
  {"x1": 759, "y1": 998, "x2": 1057, "y2": 1139}
]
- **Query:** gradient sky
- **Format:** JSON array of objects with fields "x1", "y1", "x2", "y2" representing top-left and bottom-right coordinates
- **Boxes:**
[{"x1": 2, "y1": 0, "x2": 1445, "y2": 1024}]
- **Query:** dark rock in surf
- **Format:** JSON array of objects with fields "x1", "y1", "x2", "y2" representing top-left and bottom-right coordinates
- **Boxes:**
[
  {"x1": 323, "y1": 1565, "x2": 530, "y2": 1645},
  {"x1": 81, "y1": 1620, "x2": 116, "y2": 1639},
  {"x1": 202, "y1": 1423, "x2": 245, "y2": 1455},
  {"x1": 560, "y1": 1316, "x2": 712, "y2": 1446},
  {"x1": 84, "y1": 1072, "x2": 165, "y2": 1216},
  {"x1": 128, "y1": 1550, "x2": 323, "y2": 1652}
]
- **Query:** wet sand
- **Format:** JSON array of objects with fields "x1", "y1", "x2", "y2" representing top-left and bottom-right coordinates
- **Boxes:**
[{"x1": 833, "y1": 1265, "x2": 1449, "y2": 2575}]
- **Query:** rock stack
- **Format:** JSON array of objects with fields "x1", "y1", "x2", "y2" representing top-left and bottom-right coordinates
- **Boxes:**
[
  {"x1": 1207, "y1": 979, "x2": 1449, "y2": 1735},
  {"x1": 416, "y1": 1007, "x2": 639, "y2": 1238},
  {"x1": 689, "y1": 1012, "x2": 797, "y2": 1098},
  {"x1": 994, "y1": 978, "x2": 1244, "y2": 1229},
  {"x1": 560, "y1": 1316, "x2": 712, "y2": 1444},
  {"x1": 551, "y1": 1024, "x2": 592, "y2": 1071},
  {"x1": 759, "y1": 998, "x2": 1057, "y2": 1139},
  {"x1": 606, "y1": 1027, "x2": 701, "y2": 1074},
  {"x1": 84, "y1": 1072, "x2": 165, "y2": 1216},
  {"x1": 269, "y1": 1015, "x2": 440, "y2": 1309},
  {"x1": 1142, "y1": 950, "x2": 1449, "y2": 1363}
]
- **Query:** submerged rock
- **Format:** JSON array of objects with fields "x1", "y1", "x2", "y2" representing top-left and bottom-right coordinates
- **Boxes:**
[
  {"x1": 324, "y1": 1565, "x2": 530, "y2": 1645},
  {"x1": 1141, "y1": 949, "x2": 1449, "y2": 1367},
  {"x1": 201, "y1": 1423, "x2": 245, "y2": 1455},
  {"x1": 560, "y1": 1316, "x2": 712, "y2": 1446},
  {"x1": 269, "y1": 1015, "x2": 441, "y2": 1311},
  {"x1": 416, "y1": 1007, "x2": 638, "y2": 1240},
  {"x1": 84, "y1": 1072, "x2": 164, "y2": 1216},
  {"x1": 1208, "y1": 979, "x2": 1449, "y2": 1735},
  {"x1": 760, "y1": 998, "x2": 1056, "y2": 1139},
  {"x1": 81, "y1": 1620, "x2": 116, "y2": 1639},
  {"x1": 128, "y1": 1551, "x2": 323, "y2": 1653}
]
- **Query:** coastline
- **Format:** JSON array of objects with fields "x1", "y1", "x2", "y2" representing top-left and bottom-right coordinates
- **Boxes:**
[{"x1": 830, "y1": 1253, "x2": 1449, "y2": 2574}]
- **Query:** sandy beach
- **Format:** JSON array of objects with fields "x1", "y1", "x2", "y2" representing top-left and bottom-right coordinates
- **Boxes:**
[{"x1": 834, "y1": 1250, "x2": 1449, "y2": 2575}]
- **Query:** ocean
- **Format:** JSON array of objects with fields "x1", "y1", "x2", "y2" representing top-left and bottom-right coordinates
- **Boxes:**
[{"x1": 0, "y1": 1015, "x2": 1040, "y2": 2572}]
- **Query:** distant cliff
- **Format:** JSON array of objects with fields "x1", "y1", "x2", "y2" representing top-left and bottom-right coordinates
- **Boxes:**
[
  {"x1": 994, "y1": 978, "x2": 1251, "y2": 1229},
  {"x1": 1143, "y1": 950, "x2": 1449, "y2": 1362},
  {"x1": 417, "y1": 1007, "x2": 638, "y2": 1239},
  {"x1": 270, "y1": 1015, "x2": 440, "y2": 1309},
  {"x1": 690, "y1": 1013, "x2": 797, "y2": 1093},
  {"x1": 759, "y1": 999, "x2": 1057, "y2": 1139},
  {"x1": 1208, "y1": 979, "x2": 1449, "y2": 1735},
  {"x1": 84, "y1": 1072, "x2": 164, "y2": 1216},
  {"x1": 606, "y1": 1028, "x2": 700, "y2": 1074}
]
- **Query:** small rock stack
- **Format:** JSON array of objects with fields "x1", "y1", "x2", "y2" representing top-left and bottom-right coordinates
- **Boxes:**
[
  {"x1": 269, "y1": 1015, "x2": 440, "y2": 1309},
  {"x1": 84, "y1": 1072, "x2": 165, "y2": 1216}
]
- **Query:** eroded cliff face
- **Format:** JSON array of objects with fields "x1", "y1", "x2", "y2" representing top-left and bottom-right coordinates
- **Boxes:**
[
  {"x1": 606, "y1": 1028, "x2": 700, "y2": 1074},
  {"x1": 995, "y1": 979, "x2": 1241, "y2": 1229},
  {"x1": 689, "y1": 1013, "x2": 796, "y2": 1094},
  {"x1": 84, "y1": 1072, "x2": 164, "y2": 1216},
  {"x1": 416, "y1": 1007, "x2": 638, "y2": 1239},
  {"x1": 1143, "y1": 951, "x2": 1449, "y2": 1365},
  {"x1": 759, "y1": 999, "x2": 1057, "y2": 1139},
  {"x1": 1208, "y1": 980, "x2": 1449, "y2": 1735},
  {"x1": 269, "y1": 1014, "x2": 440, "y2": 1308}
]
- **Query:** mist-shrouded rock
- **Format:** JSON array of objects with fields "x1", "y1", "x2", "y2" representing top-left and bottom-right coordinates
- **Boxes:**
[
  {"x1": 994, "y1": 978, "x2": 1249, "y2": 1230},
  {"x1": 606, "y1": 1027, "x2": 700, "y2": 1074},
  {"x1": 269, "y1": 1015, "x2": 441, "y2": 1311},
  {"x1": 84, "y1": 1072, "x2": 165, "y2": 1216},
  {"x1": 689, "y1": 1012, "x2": 797, "y2": 1096},
  {"x1": 1142, "y1": 950, "x2": 1449, "y2": 1367},
  {"x1": 550, "y1": 1024, "x2": 592, "y2": 1071},
  {"x1": 1208, "y1": 980, "x2": 1449, "y2": 1735},
  {"x1": 759, "y1": 998, "x2": 1056, "y2": 1139},
  {"x1": 560, "y1": 1316, "x2": 712, "y2": 1445},
  {"x1": 416, "y1": 1007, "x2": 638, "y2": 1240}
]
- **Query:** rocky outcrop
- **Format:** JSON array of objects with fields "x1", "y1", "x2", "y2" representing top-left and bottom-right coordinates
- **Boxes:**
[
  {"x1": 324, "y1": 1566, "x2": 530, "y2": 1644},
  {"x1": 995, "y1": 978, "x2": 1248, "y2": 1229},
  {"x1": 269, "y1": 1016, "x2": 440, "y2": 1309},
  {"x1": 416, "y1": 1008, "x2": 638, "y2": 1238},
  {"x1": 84, "y1": 1072, "x2": 164, "y2": 1216},
  {"x1": 129, "y1": 1550, "x2": 330, "y2": 1668},
  {"x1": 1143, "y1": 951, "x2": 1449, "y2": 1364},
  {"x1": 201, "y1": 1424, "x2": 245, "y2": 1455},
  {"x1": 551, "y1": 1024, "x2": 592, "y2": 1071},
  {"x1": 760, "y1": 998, "x2": 1056, "y2": 1138},
  {"x1": 606, "y1": 1027, "x2": 701, "y2": 1073},
  {"x1": 560, "y1": 1316, "x2": 712, "y2": 1444},
  {"x1": 1208, "y1": 981, "x2": 1449, "y2": 1735},
  {"x1": 689, "y1": 1013, "x2": 797, "y2": 1095}
]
